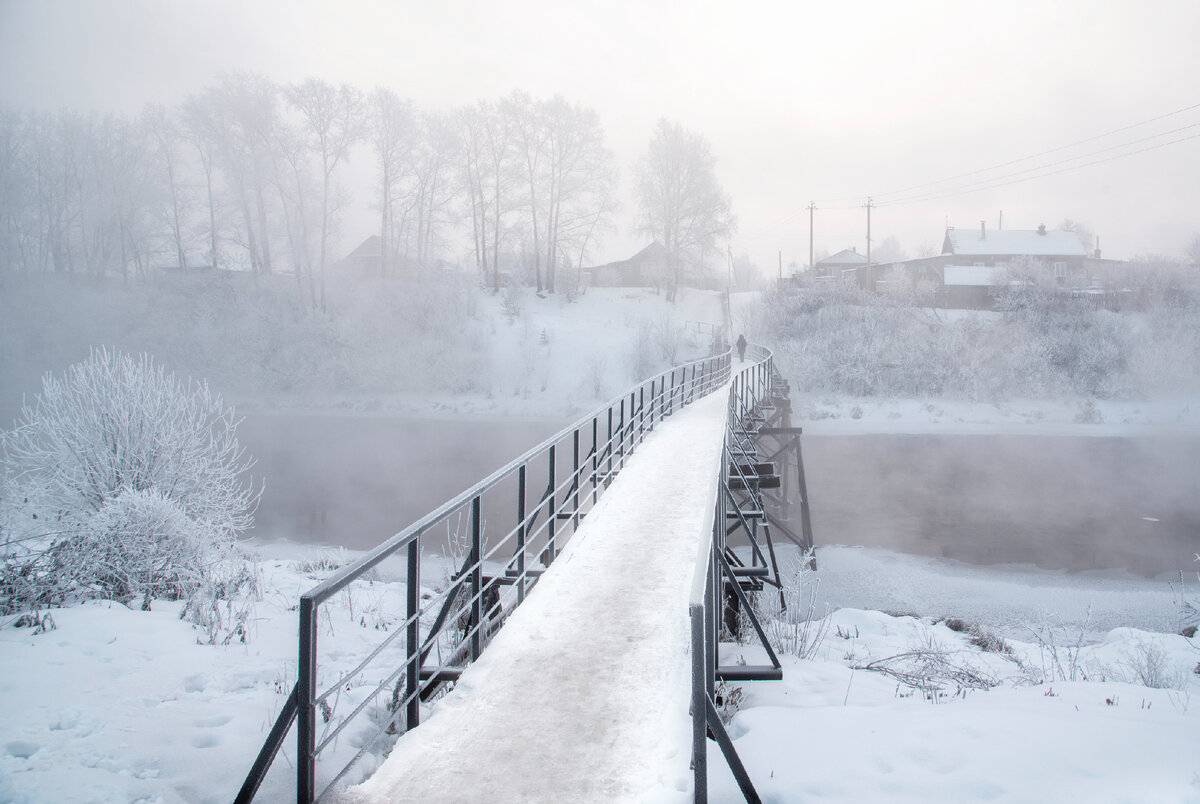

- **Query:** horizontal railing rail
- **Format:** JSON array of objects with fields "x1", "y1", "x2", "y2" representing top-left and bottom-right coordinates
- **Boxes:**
[{"x1": 237, "y1": 347, "x2": 735, "y2": 804}]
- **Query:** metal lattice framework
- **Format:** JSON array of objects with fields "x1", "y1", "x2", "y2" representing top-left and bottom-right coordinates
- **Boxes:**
[{"x1": 688, "y1": 345, "x2": 816, "y2": 802}]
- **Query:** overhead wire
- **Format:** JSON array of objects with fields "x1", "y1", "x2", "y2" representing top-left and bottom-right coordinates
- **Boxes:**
[
  {"x1": 877, "y1": 124, "x2": 1200, "y2": 208},
  {"x1": 803, "y1": 100, "x2": 1200, "y2": 212},
  {"x1": 872, "y1": 100, "x2": 1200, "y2": 202}
]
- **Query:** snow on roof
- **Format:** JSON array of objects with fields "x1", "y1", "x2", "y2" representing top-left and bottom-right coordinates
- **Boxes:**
[
  {"x1": 944, "y1": 228, "x2": 1087, "y2": 257},
  {"x1": 818, "y1": 248, "x2": 869, "y2": 266}
]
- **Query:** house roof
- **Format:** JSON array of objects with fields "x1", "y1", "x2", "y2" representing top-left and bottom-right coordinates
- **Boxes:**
[
  {"x1": 943, "y1": 228, "x2": 1087, "y2": 258},
  {"x1": 343, "y1": 234, "x2": 383, "y2": 261},
  {"x1": 623, "y1": 242, "x2": 669, "y2": 264},
  {"x1": 817, "y1": 248, "x2": 869, "y2": 266},
  {"x1": 591, "y1": 242, "x2": 669, "y2": 271}
]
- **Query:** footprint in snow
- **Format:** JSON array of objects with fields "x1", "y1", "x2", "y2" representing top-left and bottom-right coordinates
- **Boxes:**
[
  {"x1": 191, "y1": 733, "x2": 220, "y2": 749},
  {"x1": 6, "y1": 741, "x2": 39, "y2": 759}
]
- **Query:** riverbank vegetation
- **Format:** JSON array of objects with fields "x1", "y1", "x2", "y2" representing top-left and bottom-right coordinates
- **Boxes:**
[
  {"x1": 749, "y1": 258, "x2": 1200, "y2": 402},
  {"x1": 0, "y1": 272, "x2": 715, "y2": 422}
]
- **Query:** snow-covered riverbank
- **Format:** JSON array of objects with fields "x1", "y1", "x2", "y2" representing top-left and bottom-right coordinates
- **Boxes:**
[{"x1": 2, "y1": 530, "x2": 1196, "y2": 802}]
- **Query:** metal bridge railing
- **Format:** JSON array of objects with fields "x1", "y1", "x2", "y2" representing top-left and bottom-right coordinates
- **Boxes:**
[
  {"x1": 689, "y1": 343, "x2": 777, "y2": 803},
  {"x1": 237, "y1": 348, "x2": 734, "y2": 804}
]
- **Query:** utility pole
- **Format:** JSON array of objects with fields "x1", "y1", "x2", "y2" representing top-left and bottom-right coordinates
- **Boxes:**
[
  {"x1": 863, "y1": 196, "x2": 876, "y2": 263},
  {"x1": 778, "y1": 250, "x2": 783, "y2": 290},
  {"x1": 806, "y1": 201, "x2": 817, "y2": 270},
  {"x1": 999, "y1": 210, "x2": 1004, "y2": 230}
]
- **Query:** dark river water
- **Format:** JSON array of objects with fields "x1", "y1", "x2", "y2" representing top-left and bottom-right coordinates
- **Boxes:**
[
  {"x1": 802, "y1": 433, "x2": 1200, "y2": 577},
  {"x1": 238, "y1": 413, "x2": 1199, "y2": 577},
  {"x1": 238, "y1": 412, "x2": 566, "y2": 551}
]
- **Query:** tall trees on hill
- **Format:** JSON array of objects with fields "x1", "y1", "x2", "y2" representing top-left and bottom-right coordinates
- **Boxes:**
[
  {"x1": 369, "y1": 88, "x2": 417, "y2": 279},
  {"x1": 0, "y1": 79, "x2": 630, "y2": 295},
  {"x1": 285, "y1": 78, "x2": 364, "y2": 310},
  {"x1": 634, "y1": 119, "x2": 735, "y2": 301},
  {"x1": 459, "y1": 99, "x2": 518, "y2": 293},
  {"x1": 503, "y1": 92, "x2": 616, "y2": 294}
]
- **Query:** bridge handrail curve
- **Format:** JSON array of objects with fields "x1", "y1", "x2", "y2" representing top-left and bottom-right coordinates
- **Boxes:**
[{"x1": 304, "y1": 349, "x2": 733, "y2": 607}]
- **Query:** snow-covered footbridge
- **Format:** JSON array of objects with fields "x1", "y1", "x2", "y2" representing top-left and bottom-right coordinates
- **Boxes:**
[{"x1": 236, "y1": 345, "x2": 813, "y2": 804}]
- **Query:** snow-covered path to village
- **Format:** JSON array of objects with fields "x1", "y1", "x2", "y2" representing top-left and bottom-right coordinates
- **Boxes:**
[{"x1": 346, "y1": 388, "x2": 729, "y2": 803}]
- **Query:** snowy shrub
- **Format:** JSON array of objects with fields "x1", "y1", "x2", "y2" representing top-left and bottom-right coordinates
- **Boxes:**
[
  {"x1": 655, "y1": 314, "x2": 683, "y2": 364},
  {"x1": 502, "y1": 281, "x2": 526, "y2": 321},
  {"x1": 761, "y1": 550, "x2": 831, "y2": 660},
  {"x1": 1109, "y1": 639, "x2": 1187, "y2": 690},
  {"x1": 1022, "y1": 613, "x2": 1092, "y2": 683},
  {"x1": 629, "y1": 320, "x2": 655, "y2": 382},
  {"x1": 939, "y1": 617, "x2": 1013, "y2": 655},
  {"x1": 0, "y1": 348, "x2": 260, "y2": 615},
  {"x1": 857, "y1": 631, "x2": 1001, "y2": 698},
  {"x1": 713, "y1": 681, "x2": 743, "y2": 725},
  {"x1": 1175, "y1": 559, "x2": 1200, "y2": 637}
]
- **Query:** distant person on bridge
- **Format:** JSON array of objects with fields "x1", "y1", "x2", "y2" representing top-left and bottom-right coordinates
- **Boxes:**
[{"x1": 736, "y1": 333, "x2": 747, "y2": 362}]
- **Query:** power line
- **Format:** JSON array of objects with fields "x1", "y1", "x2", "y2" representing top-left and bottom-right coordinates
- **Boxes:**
[
  {"x1": 804, "y1": 100, "x2": 1200, "y2": 211},
  {"x1": 878, "y1": 130, "x2": 1200, "y2": 208},
  {"x1": 872, "y1": 100, "x2": 1200, "y2": 202}
]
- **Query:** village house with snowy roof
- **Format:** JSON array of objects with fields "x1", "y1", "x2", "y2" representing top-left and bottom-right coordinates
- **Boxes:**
[
  {"x1": 584, "y1": 242, "x2": 671, "y2": 288},
  {"x1": 871, "y1": 222, "x2": 1123, "y2": 309},
  {"x1": 813, "y1": 247, "x2": 872, "y2": 283}
]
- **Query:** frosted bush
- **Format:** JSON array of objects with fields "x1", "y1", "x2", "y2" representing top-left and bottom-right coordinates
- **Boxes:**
[{"x1": 0, "y1": 348, "x2": 260, "y2": 614}]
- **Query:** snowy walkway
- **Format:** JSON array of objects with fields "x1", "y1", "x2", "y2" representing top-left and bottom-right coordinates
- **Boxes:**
[{"x1": 346, "y1": 388, "x2": 729, "y2": 804}]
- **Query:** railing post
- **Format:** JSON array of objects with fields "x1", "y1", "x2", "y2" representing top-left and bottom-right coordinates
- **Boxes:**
[
  {"x1": 639, "y1": 386, "x2": 645, "y2": 438},
  {"x1": 690, "y1": 605, "x2": 708, "y2": 803},
  {"x1": 649, "y1": 379, "x2": 656, "y2": 429},
  {"x1": 297, "y1": 597, "x2": 317, "y2": 804},
  {"x1": 470, "y1": 495, "x2": 482, "y2": 661},
  {"x1": 405, "y1": 539, "x2": 420, "y2": 729},
  {"x1": 707, "y1": 547, "x2": 717, "y2": 700},
  {"x1": 517, "y1": 465, "x2": 527, "y2": 603},
  {"x1": 622, "y1": 395, "x2": 630, "y2": 467},
  {"x1": 547, "y1": 445, "x2": 556, "y2": 560},
  {"x1": 606, "y1": 407, "x2": 613, "y2": 481},
  {"x1": 591, "y1": 416, "x2": 599, "y2": 503},
  {"x1": 572, "y1": 429, "x2": 580, "y2": 531}
]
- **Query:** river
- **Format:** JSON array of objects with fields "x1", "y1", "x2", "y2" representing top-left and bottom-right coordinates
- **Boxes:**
[{"x1": 238, "y1": 413, "x2": 1199, "y2": 577}]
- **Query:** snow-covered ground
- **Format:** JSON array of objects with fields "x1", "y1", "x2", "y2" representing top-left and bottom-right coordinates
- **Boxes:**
[
  {"x1": 2, "y1": 288, "x2": 1198, "y2": 803},
  {"x1": 709, "y1": 608, "x2": 1199, "y2": 803},
  {"x1": 2, "y1": 538, "x2": 1195, "y2": 803}
]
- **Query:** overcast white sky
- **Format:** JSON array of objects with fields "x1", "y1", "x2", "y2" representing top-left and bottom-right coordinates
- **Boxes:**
[{"x1": 2, "y1": 0, "x2": 1197, "y2": 269}]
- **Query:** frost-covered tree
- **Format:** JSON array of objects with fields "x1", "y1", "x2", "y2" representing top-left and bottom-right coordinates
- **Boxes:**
[
  {"x1": 1, "y1": 349, "x2": 260, "y2": 611},
  {"x1": 1184, "y1": 233, "x2": 1200, "y2": 267},
  {"x1": 285, "y1": 78, "x2": 363, "y2": 309},
  {"x1": 635, "y1": 119, "x2": 735, "y2": 301},
  {"x1": 370, "y1": 88, "x2": 418, "y2": 278}
]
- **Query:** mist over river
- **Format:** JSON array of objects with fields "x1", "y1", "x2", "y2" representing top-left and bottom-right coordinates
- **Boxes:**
[
  {"x1": 239, "y1": 412, "x2": 567, "y2": 552},
  {"x1": 240, "y1": 412, "x2": 1198, "y2": 577},
  {"x1": 803, "y1": 433, "x2": 1199, "y2": 578}
]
